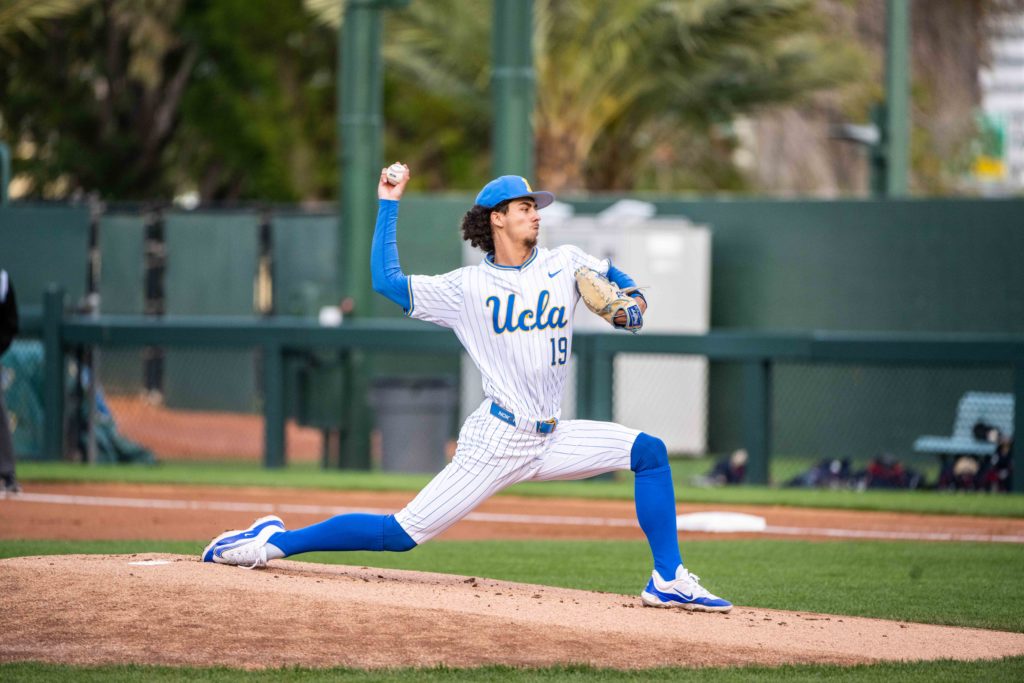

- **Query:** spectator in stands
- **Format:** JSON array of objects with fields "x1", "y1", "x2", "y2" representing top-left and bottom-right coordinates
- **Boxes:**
[
  {"x1": 711, "y1": 449, "x2": 748, "y2": 485},
  {"x1": 856, "y1": 452, "x2": 923, "y2": 490},
  {"x1": 974, "y1": 422, "x2": 1014, "y2": 492},
  {"x1": 0, "y1": 268, "x2": 21, "y2": 493},
  {"x1": 938, "y1": 455, "x2": 980, "y2": 491}
]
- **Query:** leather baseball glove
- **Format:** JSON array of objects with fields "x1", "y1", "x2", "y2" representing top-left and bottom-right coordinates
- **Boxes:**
[{"x1": 574, "y1": 267, "x2": 644, "y2": 333}]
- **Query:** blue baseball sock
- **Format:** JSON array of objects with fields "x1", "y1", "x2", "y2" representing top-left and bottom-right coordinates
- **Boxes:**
[
  {"x1": 268, "y1": 513, "x2": 416, "y2": 557},
  {"x1": 631, "y1": 432, "x2": 682, "y2": 582}
]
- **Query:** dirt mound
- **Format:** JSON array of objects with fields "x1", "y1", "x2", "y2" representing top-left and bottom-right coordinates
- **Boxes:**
[{"x1": 2, "y1": 554, "x2": 1023, "y2": 670}]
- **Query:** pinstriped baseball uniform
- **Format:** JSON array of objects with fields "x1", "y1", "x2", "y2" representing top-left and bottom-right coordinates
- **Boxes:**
[
  {"x1": 393, "y1": 245, "x2": 641, "y2": 543},
  {"x1": 203, "y1": 175, "x2": 729, "y2": 611}
]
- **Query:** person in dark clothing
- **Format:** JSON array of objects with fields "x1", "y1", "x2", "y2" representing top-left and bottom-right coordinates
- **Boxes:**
[{"x1": 0, "y1": 269, "x2": 21, "y2": 493}]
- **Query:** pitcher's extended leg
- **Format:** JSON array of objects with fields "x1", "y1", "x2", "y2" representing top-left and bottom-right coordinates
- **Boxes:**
[
  {"x1": 630, "y1": 432, "x2": 682, "y2": 582},
  {"x1": 268, "y1": 513, "x2": 416, "y2": 557}
]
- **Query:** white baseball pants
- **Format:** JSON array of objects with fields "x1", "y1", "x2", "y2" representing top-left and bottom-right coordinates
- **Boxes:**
[{"x1": 394, "y1": 400, "x2": 641, "y2": 544}]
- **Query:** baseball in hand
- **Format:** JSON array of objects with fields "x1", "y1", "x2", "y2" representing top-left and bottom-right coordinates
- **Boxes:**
[{"x1": 385, "y1": 163, "x2": 406, "y2": 185}]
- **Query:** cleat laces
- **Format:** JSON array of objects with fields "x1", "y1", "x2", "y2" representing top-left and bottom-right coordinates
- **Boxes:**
[
  {"x1": 238, "y1": 545, "x2": 267, "y2": 569},
  {"x1": 218, "y1": 541, "x2": 267, "y2": 569},
  {"x1": 676, "y1": 569, "x2": 714, "y2": 599}
]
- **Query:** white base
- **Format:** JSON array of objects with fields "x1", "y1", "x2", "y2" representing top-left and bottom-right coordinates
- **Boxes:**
[{"x1": 676, "y1": 512, "x2": 766, "y2": 533}]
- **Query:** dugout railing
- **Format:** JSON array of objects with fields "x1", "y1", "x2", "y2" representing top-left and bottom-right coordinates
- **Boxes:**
[{"x1": 28, "y1": 287, "x2": 1024, "y2": 491}]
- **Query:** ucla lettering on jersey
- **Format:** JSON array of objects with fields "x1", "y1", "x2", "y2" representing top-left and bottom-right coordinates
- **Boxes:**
[{"x1": 485, "y1": 290, "x2": 568, "y2": 334}]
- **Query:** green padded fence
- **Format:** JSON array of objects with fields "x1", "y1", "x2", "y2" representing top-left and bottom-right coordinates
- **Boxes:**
[
  {"x1": 98, "y1": 212, "x2": 146, "y2": 395},
  {"x1": 162, "y1": 211, "x2": 260, "y2": 413},
  {"x1": 272, "y1": 212, "x2": 339, "y2": 317},
  {"x1": 7, "y1": 196, "x2": 1024, "y2": 480},
  {"x1": 0, "y1": 204, "x2": 89, "y2": 309}
]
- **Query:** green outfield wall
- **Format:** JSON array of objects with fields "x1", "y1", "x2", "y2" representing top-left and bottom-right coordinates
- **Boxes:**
[
  {"x1": 97, "y1": 212, "x2": 146, "y2": 394},
  {"x1": 624, "y1": 197, "x2": 1024, "y2": 461},
  {"x1": 397, "y1": 196, "x2": 1024, "y2": 463},
  {"x1": 3, "y1": 197, "x2": 1023, "y2": 467},
  {"x1": 8, "y1": 197, "x2": 1021, "y2": 333}
]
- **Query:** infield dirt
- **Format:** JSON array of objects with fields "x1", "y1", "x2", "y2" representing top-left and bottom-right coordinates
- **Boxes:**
[{"x1": 3, "y1": 553, "x2": 1024, "y2": 670}]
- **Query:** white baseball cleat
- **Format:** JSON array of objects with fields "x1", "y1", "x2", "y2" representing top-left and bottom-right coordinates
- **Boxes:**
[
  {"x1": 641, "y1": 566, "x2": 732, "y2": 612},
  {"x1": 201, "y1": 515, "x2": 285, "y2": 567}
]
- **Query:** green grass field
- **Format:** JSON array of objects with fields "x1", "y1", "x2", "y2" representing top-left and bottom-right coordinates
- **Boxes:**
[
  {"x1": 2, "y1": 536, "x2": 1023, "y2": 681},
  {"x1": 3, "y1": 659, "x2": 1024, "y2": 682},
  {"x1": 17, "y1": 460, "x2": 1024, "y2": 517}
]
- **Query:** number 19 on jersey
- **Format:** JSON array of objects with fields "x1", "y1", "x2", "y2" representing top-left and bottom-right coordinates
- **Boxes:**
[{"x1": 550, "y1": 336, "x2": 568, "y2": 366}]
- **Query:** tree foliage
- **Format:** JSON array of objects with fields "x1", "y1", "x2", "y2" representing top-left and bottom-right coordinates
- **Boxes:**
[
  {"x1": 0, "y1": 0, "x2": 335, "y2": 201},
  {"x1": 1, "y1": 0, "x2": 865, "y2": 199},
  {"x1": 0, "y1": 0, "x2": 193, "y2": 198},
  {"x1": 175, "y1": 0, "x2": 336, "y2": 201},
  {"x1": 372, "y1": 0, "x2": 866, "y2": 191}
]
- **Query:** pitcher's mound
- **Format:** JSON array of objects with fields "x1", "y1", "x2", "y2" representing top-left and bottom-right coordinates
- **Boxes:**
[{"x1": 2, "y1": 554, "x2": 1022, "y2": 670}]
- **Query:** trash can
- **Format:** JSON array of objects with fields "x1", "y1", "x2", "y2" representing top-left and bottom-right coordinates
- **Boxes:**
[{"x1": 369, "y1": 376, "x2": 457, "y2": 473}]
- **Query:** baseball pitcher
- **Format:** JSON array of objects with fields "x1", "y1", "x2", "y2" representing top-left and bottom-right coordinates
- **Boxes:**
[{"x1": 202, "y1": 166, "x2": 731, "y2": 612}]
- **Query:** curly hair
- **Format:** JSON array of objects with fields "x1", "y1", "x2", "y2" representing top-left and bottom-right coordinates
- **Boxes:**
[{"x1": 460, "y1": 200, "x2": 510, "y2": 254}]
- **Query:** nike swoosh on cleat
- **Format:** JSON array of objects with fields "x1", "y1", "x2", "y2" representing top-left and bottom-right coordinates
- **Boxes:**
[
  {"x1": 651, "y1": 587, "x2": 694, "y2": 603},
  {"x1": 548, "y1": 270, "x2": 562, "y2": 277}
]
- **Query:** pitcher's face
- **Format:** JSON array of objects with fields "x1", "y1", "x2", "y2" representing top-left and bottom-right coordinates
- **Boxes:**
[{"x1": 493, "y1": 198, "x2": 540, "y2": 250}]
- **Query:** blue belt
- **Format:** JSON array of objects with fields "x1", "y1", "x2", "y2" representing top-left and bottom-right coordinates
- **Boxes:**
[{"x1": 490, "y1": 401, "x2": 558, "y2": 434}]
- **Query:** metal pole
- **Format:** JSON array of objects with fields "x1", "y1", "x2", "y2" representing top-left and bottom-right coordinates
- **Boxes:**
[
  {"x1": 0, "y1": 141, "x2": 10, "y2": 204},
  {"x1": 742, "y1": 360, "x2": 772, "y2": 485},
  {"x1": 336, "y1": 0, "x2": 408, "y2": 469},
  {"x1": 339, "y1": 2, "x2": 383, "y2": 314},
  {"x1": 870, "y1": 104, "x2": 888, "y2": 197},
  {"x1": 338, "y1": 0, "x2": 380, "y2": 470},
  {"x1": 42, "y1": 286, "x2": 65, "y2": 460},
  {"x1": 1013, "y1": 361, "x2": 1024, "y2": 493},
  {"x1": 884, "y1": 0, "x2": 911, "y2": 196},
  {"x1": 492, "y1": 0, "x2": 535, "y2": 178},
  {"x1": 590, "y1": 350, "x2": 614, "y2": 423},
  {"x1": 574, "y1": 336, "x2": 593, "y2": 420},
  {"x1": 85, "y1": 347, "x2": 98, "y2": 464},
  {"x1": 263, "y1": 342, "x2": 285, "y2": 468}
]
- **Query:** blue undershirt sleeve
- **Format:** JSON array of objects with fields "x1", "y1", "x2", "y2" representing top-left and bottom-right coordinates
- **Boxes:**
[
  {"x1": 370, "y1": 199, "x2": 412, "y2": 311},
  {"x1": 607, "y1": 264, "x2": 647, "y2": 304}
]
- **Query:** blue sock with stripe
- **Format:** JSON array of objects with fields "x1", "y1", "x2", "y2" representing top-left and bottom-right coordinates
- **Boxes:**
[
  {"x1": 631, "y1": 433, "x2": 682, "y2": 582},
  {"x1": 268, "y1": 513, "x2": 416, "y2": 557}
]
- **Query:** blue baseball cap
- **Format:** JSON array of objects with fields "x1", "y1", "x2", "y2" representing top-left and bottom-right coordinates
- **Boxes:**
[{"x1": 475, "y1": 176, "x2": 555, "y2": 210}]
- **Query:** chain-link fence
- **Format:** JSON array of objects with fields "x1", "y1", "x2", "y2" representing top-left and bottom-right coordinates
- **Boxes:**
[
  {"x1": 81, "y1": 345, "x2": 322, "y2": 463},
  {"x1": 770, "y1": 361, "x2": 1013, "y2": 488},
  {"x1": 611, "y1": 354, "x2": 1015, "y2": 490},
  {"x1": 5, "y1": 321, "x2": 1018, "y2": 492},
  {"x1": 1, "y1": 341, "x2": 45, "y2": 459},
  {"x1": 73, "y1": 344, "x2": 461, "y2": 466}
]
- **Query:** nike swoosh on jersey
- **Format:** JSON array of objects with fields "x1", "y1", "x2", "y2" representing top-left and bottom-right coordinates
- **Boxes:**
[{"x1": 548, "y1": 269, "x2": 562, "y2": 278}]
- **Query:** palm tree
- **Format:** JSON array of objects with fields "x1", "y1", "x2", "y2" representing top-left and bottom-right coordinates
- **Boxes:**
[
  {"x1": 309, "y1": 0, "x2": 866, "y2": 192},
  {"x1": 534, "y1": 0, "x2": 865, "y2": 190}
]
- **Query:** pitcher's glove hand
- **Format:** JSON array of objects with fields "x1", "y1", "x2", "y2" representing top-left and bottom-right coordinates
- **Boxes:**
[{"x1": 574, "y1": 267, "x2": 644, "y2": 333}]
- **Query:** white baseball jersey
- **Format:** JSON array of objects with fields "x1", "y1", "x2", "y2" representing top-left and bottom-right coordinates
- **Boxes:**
[
  {"x1": 394, "y1": 245, "x2": 641, "y2": 544},
  {"x1": 406, "y1": 245, "x2": 606, "y2": 421}
]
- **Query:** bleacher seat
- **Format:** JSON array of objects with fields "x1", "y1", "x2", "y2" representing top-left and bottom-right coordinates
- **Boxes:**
[{"x1": 913, "y1": 392, "x2": 1014, "y2": 457}]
